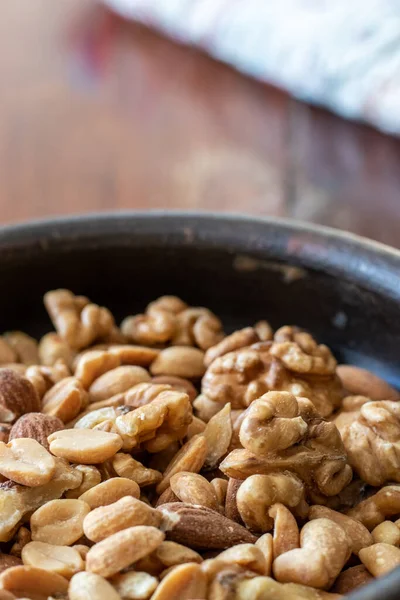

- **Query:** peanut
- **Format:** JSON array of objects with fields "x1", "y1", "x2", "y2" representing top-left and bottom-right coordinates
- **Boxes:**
[
  {"x1": 0, "y1": 438, "x2": 55, "y2": 487},
  {"x1": 83, "y1": 496, "x2": 162, "y2": 542},
  {"x1": 79, "y1": 477, "x2": 140, "y2": 508},
  {"x1": 69, "y1": 571, "x2": 122, "y2": 600},
  {"x1": 48, "y1": 428, "x2": 123, "y2": 463},
  {"x1": 31, "y1": 499, "x2": 90, "y2": 545},
  {"x1": 86, "y1": 526, "x2": 165, "y2": 578},
  {"x1": 22, "y1": 541, "x2": 84, "y2": 578}
]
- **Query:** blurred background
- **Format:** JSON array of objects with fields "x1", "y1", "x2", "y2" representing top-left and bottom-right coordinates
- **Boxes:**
[{"x1": 1, "y1": 0, "x2": 400, "y2": 246}]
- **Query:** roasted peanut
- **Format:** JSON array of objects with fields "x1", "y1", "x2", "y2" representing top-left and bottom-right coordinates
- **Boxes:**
[
  {"x1": 48, "y1": 428, "x2": 123, "y2": 463},
  {"x1": 69, "y1": 571, "x2": 122, "y2": 600},
  {"x1": 39, "y1": 332, "x2": 74, "y2": 368},
  {"x1": 89, "y1": 366, "x2": 150, "y2": 403},
  {"x1": 203, "y1": 403, "x2": 232, "y2": 468},
  {"x1": 372, "y1": 520, "x2": 400, "y2": 546},
  {"x1": 273, "y1": 518, "x2": 350, "y2": 589},
  {"x1": 86, "y1": 526, "x2": 165, "y2": 578},
  {"x1": 0, "y1": 565, "x2": 69, "y2": 599},
  {"x1": 151, "y1": 562, "x2": 207, "y2": 600},
  {"x1": 31, "y1": 499, "x2": 90, "y2": 545},
  {"x1": 111, "y1": 571, "x2": 157, "y2": 600},
  {"x1": 83, "y1": 496, "x2": 162, "y2": 542},
  {"x1": 42, "y1": 377, "x2": 87, "y2": 423},
  {"x1": 79, "y1": 477, "x2": 140, "y2": 509},
  {"x1": 308, "y1": 505, "x2": 372, "y2": 554},
  {"x1": 347, "y1": 485, "x2": 400, "y2": 530},
  {"x1": 359, "y1": 542, "x2": 400, "y2": 577},
  {"x1": 3, "y1": 332, "x2": 39, "y2": 366},
  {"x1": 269, "y1": 503, "x2": 300, "y2": 559},
  {"x1": 156, "y1": 435, "x2": 207, "y2": 494},
  {"x1": 63, "y1": 465, "x2": 101, "y2": 499},
  {"x1": 22, "y1": 541, "x2": 84, "y2": 578},
  {"x1": 150, "y1": 347, "x2": 206, "y2": 379},
  {"x1": 0, "y1": 437, "x2": 56, "y2": 487}
]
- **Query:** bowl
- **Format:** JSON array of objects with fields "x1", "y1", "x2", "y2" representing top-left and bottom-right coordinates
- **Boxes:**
[{"x1": 0, "y1": 211, "x2": 399, "y2": 598}]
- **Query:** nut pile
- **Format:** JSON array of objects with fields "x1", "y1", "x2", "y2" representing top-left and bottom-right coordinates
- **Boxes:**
[{"x1": 0, "y1": 290, "x2": 399, "y2": 599}]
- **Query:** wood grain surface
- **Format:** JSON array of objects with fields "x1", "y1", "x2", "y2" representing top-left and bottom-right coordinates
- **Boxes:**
[{"x1": 1, "y1": 0, "x2": 399, "y2": 246}]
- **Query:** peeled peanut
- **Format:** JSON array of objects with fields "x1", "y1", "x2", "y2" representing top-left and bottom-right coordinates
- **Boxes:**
[
  {"x1": 0, "y1": 438, "x2": 55, "y2": 487},
  {"x1": 89, "y1": 366, "x2": 150, "y2": 403},
  {"x1": 86, "y1": 526, "x2": 165, "y2": 578},
  {"x1": 83, "y1": 496, "x2": 161, "y2": 542},
  {"x1": 150, "y1": 347, "x2": 205, "y2": 379},
  {"x1": 48, "y1": 429, "x2": 122, "y2": 464},
  {"x1": 22, "y1": 541, "x2": 84, "y2": 578},
  {"x1": 359, "y1": 542, "x2": 400, "y2": 577},
  {"x1": 69, "y1": 571, "x2": 122, "y2": 600},
  {"x1": 31, "y1": 499, "x2": 90, "y2": 545},
  {"x1": 273, "y1": 518, "x2": 350, "y2": 589},
  {"x1": 79, "y1": 477, "x2": 140, "y2": 509}
]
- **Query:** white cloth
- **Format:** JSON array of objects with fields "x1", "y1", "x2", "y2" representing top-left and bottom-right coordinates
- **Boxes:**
[{"x1": 104, "y1": 0, "x2": 400, "y2": 135}]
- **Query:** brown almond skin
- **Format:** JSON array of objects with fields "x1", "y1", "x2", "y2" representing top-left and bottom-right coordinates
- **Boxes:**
[
  {"x1": 337, "y1": 365, "x2": 400, "y2": 401},
  {"x1": 9, "y1": 413, "x2": 64, "y2": 450},
  {"x1": 159, "y1": 503, "x2": 257, "y2": 549},
  {"x1": 0, "y1": 424, "x2": 11, "y2": 444},
  {"x1": 0, "y1": 370, "x2": 40, "y2": 423},
  {"x1": 0, "y1": 553, "x2": 22, "y2": 574}
]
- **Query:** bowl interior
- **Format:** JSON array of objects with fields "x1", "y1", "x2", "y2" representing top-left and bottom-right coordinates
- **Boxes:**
[
  {"x1": 1, "y1": 213, "x2": 400, "y2": 600},
  {"x1": 0, "y1": 214, "x2": 399, "y2": 388}
]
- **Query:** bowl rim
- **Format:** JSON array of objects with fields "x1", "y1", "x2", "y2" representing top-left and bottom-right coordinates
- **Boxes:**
[
  {"x1": 0, "y1": 209, "x2": 399, "y2": 255},
  {"x1": 0, "y1": 210, "x2": 399, "y2": 598},
  {"x1": 0, "y1": 210, "x2": 399, "y2": 302}
]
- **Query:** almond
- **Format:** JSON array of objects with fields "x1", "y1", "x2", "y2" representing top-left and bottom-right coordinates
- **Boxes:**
[
  {"x1": 0, "y1": 370, "x2": 40, "y2": 423},
  {"x1": 0, "y1": 553, "x2": 22, "y2": 574},
  {"x1": 9, "y1": 413, "x2": 64, "y2": 450},
  {"x1": 159, "y1": 503, "x2": 257, "y2": 549},
  {"x1": 337, "y1": 365, "x2": 400, "y2": 401},
  {"x1": 0, "y1": 424, "x2": 11, "y2": 444}
]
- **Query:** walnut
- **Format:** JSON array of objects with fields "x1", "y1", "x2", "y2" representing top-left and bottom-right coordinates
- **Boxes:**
[
  {"x1": 44, "y1": 289, "x2": 115, "y2": 350},
  {"x1": 115, "y1": 387, "x2": 192, "y2": 452},
  {"x1": 25, "y1": 361, "x2": 70, "y2": 399},
  {"x1": 122, "y1": 296, "x2": 224, "y2": 350},
  {"x1": 331, "y1": 395, "x2": 371, "y2": 435},
  {"x1": 172, "y1": 307, "x2": 224, "y2": 350},
  {"x1": 347, "y1": 486, "x2": 400, "y2": 530},
  {"x1": 239, "y1": 392, "x2": 308, "y2": 455},
  {"x1": 202, "y1": 339, "x2": 342, "y2": 416},
  {"x1": 220, "y1": 393, "x2": 352, "y2": 501},
  {"x1": 341, "y1": 400, "x2": 400, "y2": 486},
  {"x1": 121, "y1": 313, "x2": 176, "y2": 346},
  {"x1": 121, "y1": 295, "x2": 185, "y2": 346},
  {"x1": 204, "y1": 327, "x2": 259, "y2": 367}
]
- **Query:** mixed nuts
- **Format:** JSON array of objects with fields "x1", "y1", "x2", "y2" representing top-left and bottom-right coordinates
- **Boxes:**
[{"x1": 0, "y1": 290, "x2": 399, "y2": 599}]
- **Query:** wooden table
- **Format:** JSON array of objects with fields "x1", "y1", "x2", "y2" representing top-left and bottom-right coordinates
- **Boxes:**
[{"x1": 1, "y1": 0, "x2": 400, "y2": 246}]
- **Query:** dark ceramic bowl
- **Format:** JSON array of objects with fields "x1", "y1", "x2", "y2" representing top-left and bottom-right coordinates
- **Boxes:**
[{"x1": 1, "y1": 212, "x2": 399, "y2": 598}]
